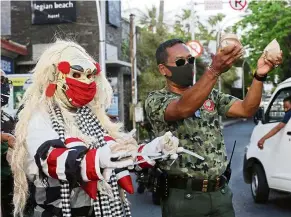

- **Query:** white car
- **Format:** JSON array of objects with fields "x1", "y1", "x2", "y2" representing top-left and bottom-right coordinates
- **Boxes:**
[{"x1": 243, "y1": 78, "x2": 291, "y2": 203}]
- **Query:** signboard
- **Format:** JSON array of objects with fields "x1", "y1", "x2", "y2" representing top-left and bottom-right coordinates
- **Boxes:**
[
  {"x1": 229, "y1": 0, "x2": 247, "y2": 11},
  {"x1": 135, "y1": 103, "x2": 144, "y2": 123},
  {"x1": 9, "y1": 74, "x2": 33, "y2": 110},
  {"x1": 204, "y1": 0, "x2": 223, "y2": 10},
  {"x1": 31, "y1": 1, "x2": 76, "y2": 25},
  {"x1": 1, "y1": 56, "x2": 14, "y2": 74},
  {"x1": 107, "y1": 0, "x2": 121, "y2": 28},
  {"x1": 186, "y1": 40, "x2": 204, "y2": 58},
  {"x1": 3, "y1": 74, "x2": 33, "y2": 116},
  {"x1": 107, "y1": 94, "x2": 119, "y2": 117},
  {"x1": 107, "y1": 77, "x2": 119, "y2": 117}
]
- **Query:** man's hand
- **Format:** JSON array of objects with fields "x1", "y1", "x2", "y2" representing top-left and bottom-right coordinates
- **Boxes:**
[
  {"x1": 211, "y1": 44, "x2": 243, "y2": 74},
  {"x1": 256, "y1": 51, "x2": 283, "y2": 76},
  {"x1": 258, "y1": 138, "x2": 266, "y2": 150},
  {"x1": 145, "y1": 131, "x2": 179, "y2": 155},
  {"x1": 1, "y1": 133, "x2": 15, "y2": 149},
  {"x1": 159, "y1": 132, "x2": 179, "y2": 155}
]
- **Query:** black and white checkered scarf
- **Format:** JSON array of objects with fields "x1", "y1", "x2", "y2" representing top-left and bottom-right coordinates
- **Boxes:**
[{"x1": 50, "y1": 106, "x2": 131, "y2": 217}]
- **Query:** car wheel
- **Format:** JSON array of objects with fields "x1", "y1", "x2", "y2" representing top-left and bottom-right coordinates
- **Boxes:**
[{"x1": 251, "y1": 164, "x2": 270, "y2": 203}]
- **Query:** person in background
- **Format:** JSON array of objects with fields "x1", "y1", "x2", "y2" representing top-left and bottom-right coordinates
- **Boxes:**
[
  {"x1": 258, "y1": 95, "x2": 291, "y2": 149},
  {"x1": 1, "y1": 69, "x2": 15, "y2": 217}
]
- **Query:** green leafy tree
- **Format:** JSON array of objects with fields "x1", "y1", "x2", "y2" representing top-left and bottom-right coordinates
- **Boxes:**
[
  {"x1": 234, "y1": 0, "x2": 291, "y2": 83},
  {"x1": 137, "y1": 27, "x2": 169, "y2": 101},
  {"x1": 139, "y1": 6, "x2": 158, "y2": 32},
  {"x1": 137, "y1": 8, "x2": 241, "y2": 102},
  {"x1": 196, "y1": 13, "x2": 226, "y2": 42}
]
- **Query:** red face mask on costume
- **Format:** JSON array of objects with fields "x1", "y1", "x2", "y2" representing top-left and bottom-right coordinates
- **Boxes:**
[{"x1": 65, "y1": 77, "x2": 97, "y2": 107}]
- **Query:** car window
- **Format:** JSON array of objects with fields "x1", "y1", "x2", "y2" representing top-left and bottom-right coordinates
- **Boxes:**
[{"x1": 266, "y1": 87, "x2": 291, "y2": 123}]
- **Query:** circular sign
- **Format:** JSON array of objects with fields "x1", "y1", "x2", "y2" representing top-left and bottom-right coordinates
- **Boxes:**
[
  {"x1": 186, "y1": 40, "x2": 203, "y2": 58},
  {"x1": 229, "y1": 0, "x2": 247, "y2": 10}
]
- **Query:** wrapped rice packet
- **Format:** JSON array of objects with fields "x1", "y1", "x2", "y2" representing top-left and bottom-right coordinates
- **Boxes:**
[
  {"x1": 219, "y1": 33, "x2": 245, "y2": 57},
  {"x1": 263, "y1": 39, "x2": 281, "y2": 62}
]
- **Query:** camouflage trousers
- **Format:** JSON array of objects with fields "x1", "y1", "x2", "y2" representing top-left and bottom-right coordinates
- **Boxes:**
[{"x1": 161, "y1": 184, "x2": 235, "y2": 217}]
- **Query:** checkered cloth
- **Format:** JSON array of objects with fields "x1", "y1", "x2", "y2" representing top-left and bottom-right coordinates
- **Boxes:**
[{"x1": 50, "y1": 106, "x2": 131, "y2": 217}]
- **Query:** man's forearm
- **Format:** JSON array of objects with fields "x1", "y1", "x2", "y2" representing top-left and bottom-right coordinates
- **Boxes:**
[
  {"x1": 241, "y1": 78, "x2": 263, "y2": 116},
  {"x1": 177, "y1": 70, "x2": 218, "y2": 117},
  {"x1": 262, "y1": 128, "x2": 280, "y2": 140}
]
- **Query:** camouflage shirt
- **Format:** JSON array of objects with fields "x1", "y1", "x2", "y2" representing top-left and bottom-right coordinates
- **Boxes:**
[{"x1": 145, "y1": 88, "x2": 238, "y2": 179}]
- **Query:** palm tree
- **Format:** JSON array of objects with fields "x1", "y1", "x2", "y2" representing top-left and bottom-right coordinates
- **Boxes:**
[{"x1": 139, "y1": 6, "x2": 157, "y2": 32}]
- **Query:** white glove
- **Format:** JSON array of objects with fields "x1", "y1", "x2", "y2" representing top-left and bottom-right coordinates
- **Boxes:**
[
  {"x1": 99, "y1": 144, "x2": 134, "y2": 169},
  {"x1": 102, "y1": 168, "x2": 114, "y2": 182},
  {"x1": 143, "y1": 131, "x2": 179, "y2": 155}
]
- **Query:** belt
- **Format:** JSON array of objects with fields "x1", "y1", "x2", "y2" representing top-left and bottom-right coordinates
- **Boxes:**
[{"x1": 167, "y1": 175, "x2": 227, "y2": 192}]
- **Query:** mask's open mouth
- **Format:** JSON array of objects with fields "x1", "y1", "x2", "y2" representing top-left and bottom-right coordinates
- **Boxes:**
[{"x1": 60, "y1": 84, "x2": 83, "y2": 108}]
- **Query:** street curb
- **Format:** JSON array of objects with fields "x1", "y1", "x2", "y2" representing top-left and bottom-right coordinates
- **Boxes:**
[{"x1": 223, "y1": 119, "x2": 246, "y2": 127}]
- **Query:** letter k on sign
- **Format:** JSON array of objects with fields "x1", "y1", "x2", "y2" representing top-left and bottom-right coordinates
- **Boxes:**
[{"x1": 229, "y1": 0, "x2": 247, "y2": 11}]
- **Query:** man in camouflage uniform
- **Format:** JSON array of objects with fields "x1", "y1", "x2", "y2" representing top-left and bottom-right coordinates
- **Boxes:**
[{"x1": 145, "y1": 39, "x2": 282, "y2": 217}]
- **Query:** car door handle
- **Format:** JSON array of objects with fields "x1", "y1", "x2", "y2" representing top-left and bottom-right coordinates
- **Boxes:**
[{"x1": 287, "y1": 131, "x2": 291, "y2": 136}]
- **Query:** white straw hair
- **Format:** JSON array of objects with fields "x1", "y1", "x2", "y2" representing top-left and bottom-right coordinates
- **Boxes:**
[{"x1": 11, "y1": 39, "x2": 126, "y2": 217}]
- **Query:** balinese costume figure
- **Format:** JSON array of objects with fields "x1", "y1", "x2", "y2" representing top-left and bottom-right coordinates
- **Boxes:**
[{"x1": 11, "y1": 40, "x2": 179, "y2": 217}]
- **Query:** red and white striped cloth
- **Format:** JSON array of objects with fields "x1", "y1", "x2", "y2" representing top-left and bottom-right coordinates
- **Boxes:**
[{"x1": 136, "y1": 144, "x2": 156, "y2": 169}]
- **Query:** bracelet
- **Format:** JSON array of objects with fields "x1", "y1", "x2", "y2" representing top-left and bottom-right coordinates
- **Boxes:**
[
  {"x1": 208, "y1": 64, "x2": 222, "y2": 77},
  {"x1": 253, "y1": 71, "x2": 267, "y2": 82}
]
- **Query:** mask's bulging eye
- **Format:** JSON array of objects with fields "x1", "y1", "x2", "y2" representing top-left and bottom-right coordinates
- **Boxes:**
[
  {"x1": 73, "y1": 72, "x2": 81, "y2": 78},
  {"x1": 87, "y1": 74, "x2": 93, "y2": 79}
]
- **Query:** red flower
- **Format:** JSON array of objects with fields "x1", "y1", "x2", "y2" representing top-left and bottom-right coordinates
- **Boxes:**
[
  {"x1": 58, "y1": 61, "x2": 71, "y2": 74},
  {"x1": 94, "y1": 62, "x2": 101, "y2": 75}
]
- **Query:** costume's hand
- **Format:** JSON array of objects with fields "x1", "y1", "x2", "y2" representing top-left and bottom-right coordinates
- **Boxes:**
[
  {"x1": 102, "y1": 168, "x2": 114, "y2": 182},
  {"x1": 99, "y1": 144, "x2": 135, "y2": 169},
  {"x1": 113, "y1": 129, "x2": 138, "y2": 153},
  {"x1": 210, "y1": 44, "x2": 243, "y2": 75},
  {"x1": 256, "y1": 51, "x2": 283, "y2": 76},
  {"x1": 257, "y1": 138, "x2": 265, "y2": 150}
]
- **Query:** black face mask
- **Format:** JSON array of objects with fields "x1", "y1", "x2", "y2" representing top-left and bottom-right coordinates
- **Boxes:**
[{"x1": 165, "y1": 63, "x2": 194, "y2": 87}]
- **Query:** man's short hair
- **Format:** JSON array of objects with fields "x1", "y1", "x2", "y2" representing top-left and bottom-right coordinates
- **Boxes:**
[
  {"x1": 283, "y1": 95, "x2": 291, "y2": 103},
  {"x1": 155, "y1": 39, "x2": 184, "y2": 65}
]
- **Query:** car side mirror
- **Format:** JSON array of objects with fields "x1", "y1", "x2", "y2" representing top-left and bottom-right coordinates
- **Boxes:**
[{"x1": 254, "y1": 107, "x2": 264, "y2": 125}]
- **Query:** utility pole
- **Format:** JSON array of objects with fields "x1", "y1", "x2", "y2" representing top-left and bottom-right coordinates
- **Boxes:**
[
  {"x1": 130, "y1": 14, "x2": 137, "y2": 131},
  {"x1": 96, "y1": 0, "x2": 106, "y2": 75},
  {"x1": 216, "y1": 29, "x2": 223, "y2": 126},
  {"x1": 190, "y1": 9, "x2": 197, "y2": 84},
  {"x1": 242, "y1": 59, "x2": 246, "y2": 99},
  {"x1": 158, "y1": 0, "x2": 164, "y2": 29}
]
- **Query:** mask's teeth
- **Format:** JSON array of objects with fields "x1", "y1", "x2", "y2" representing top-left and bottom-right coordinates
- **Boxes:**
[{"x1": 69, "y1": 98, "x2": 72, "y2": 102}]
